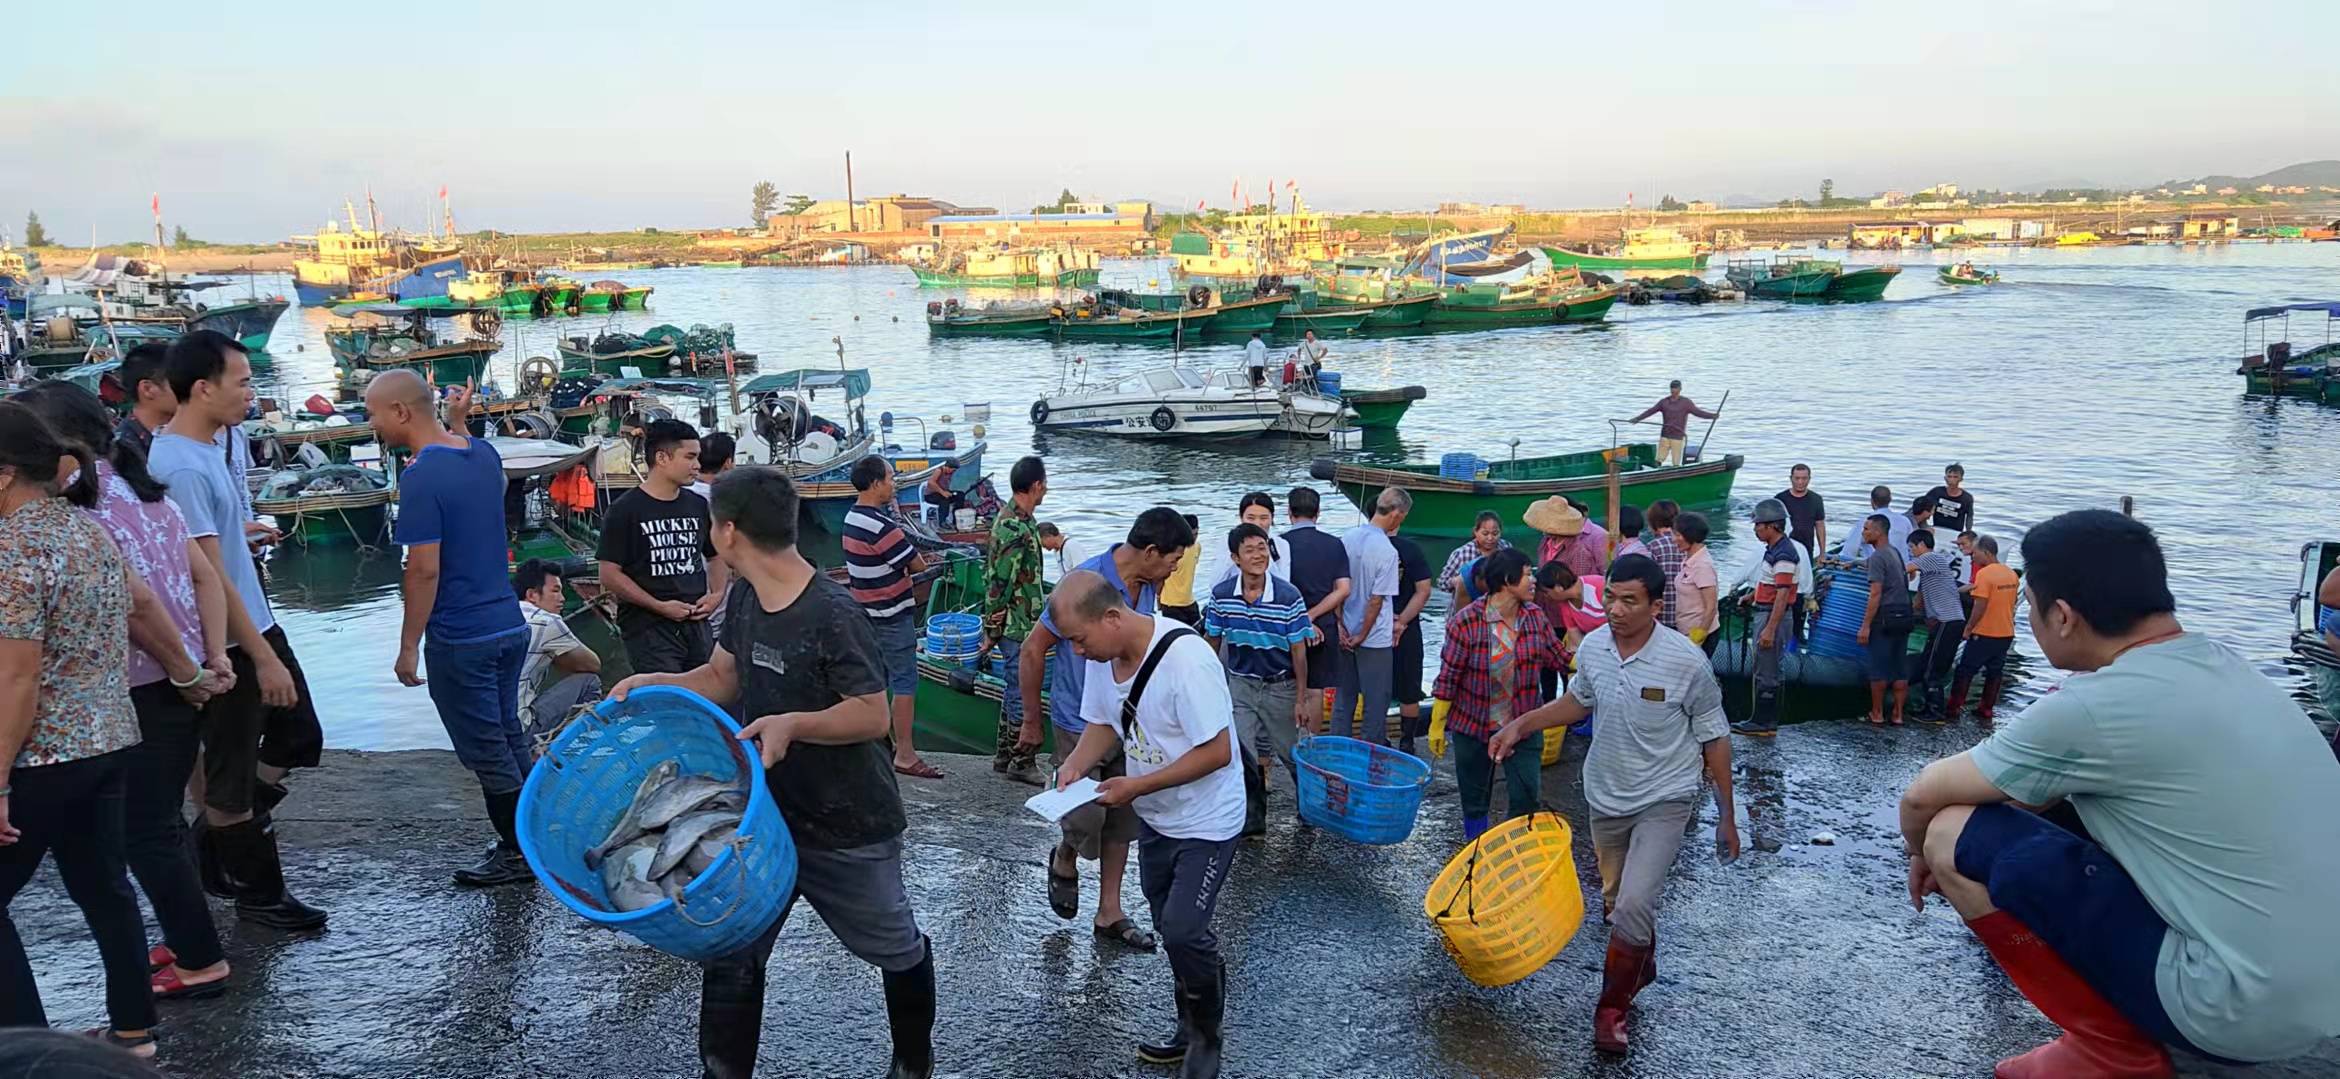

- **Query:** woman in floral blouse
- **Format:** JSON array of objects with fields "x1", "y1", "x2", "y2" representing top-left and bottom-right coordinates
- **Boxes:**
[
  {"x1": 20, "y1": 381, "x2": 238, "y2": 1004},
  {"x1": 1431, "y1": 548, "x2": 1564, "y2": 840},
  {"x1": 0, "y1": 399, "x2": 211, "y2": 1058}
]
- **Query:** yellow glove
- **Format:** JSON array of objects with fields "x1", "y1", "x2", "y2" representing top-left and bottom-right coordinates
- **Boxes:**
[
  {"x1": 1688, "y1": 625, "x2": 1708, "y2": 646},
  {"x1": 1427, "y1": 699, "x2": 1450, "y2": 758}
]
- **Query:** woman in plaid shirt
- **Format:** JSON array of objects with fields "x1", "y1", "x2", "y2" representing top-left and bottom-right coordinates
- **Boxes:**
[{"x1": 1431, "y1": 548, "x2": 1564, "y2": 840}]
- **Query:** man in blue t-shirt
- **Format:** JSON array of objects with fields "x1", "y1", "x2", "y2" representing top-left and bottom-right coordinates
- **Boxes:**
[
  {"x1": 1016, "y1": 507, "x2": 1192, "y2": 948},
  {"x1": 368, "y1": 372, "x2": 533, "y2": 888}
]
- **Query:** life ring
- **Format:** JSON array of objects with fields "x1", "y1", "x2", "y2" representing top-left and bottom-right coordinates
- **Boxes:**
[
  {"x1": 1029, "y1": 400, "x2": 1050, "y2": 425},
  {"x1": 472, "y1": 309, "x2": 503, "y2": 338},
  {"x1": 1149, "y1": 406, "x2": 1176, "y2": 432}
]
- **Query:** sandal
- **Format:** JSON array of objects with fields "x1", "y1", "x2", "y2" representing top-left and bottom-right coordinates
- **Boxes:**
[
  {"x1": 893, "y1": 758, "x2": 946, "y2": 780},
  {"x1": 85, "y1": 1028, "x2": 157, "y2": 1059},
  {"x1": 1045, "y1": 851, "x2": 1079, "y2": 920},
  {"x1": 151, "y1": 963, "x2": 229, "y2": 1001},
  {"x1": 1093, "y1": 917, "x2": 1158, "y2": 952},
  {"x1": 148, "y1": 944, "x2": 175, "y2": 972}
]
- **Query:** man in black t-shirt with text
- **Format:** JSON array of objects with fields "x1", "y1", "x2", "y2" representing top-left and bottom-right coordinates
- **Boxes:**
[
  {"x1": 607, "y1": 466, "x2": 934, "y2": 1079},
  {"x1": 1924, "y1": 462, "x2": 1975, "y2": 534},
  {"x1": 1773, "y1": 462, "x2": 1826, "y2": 558},
  {"x1": 597, "y1": 420, "x2": 729, "y2": 675}
]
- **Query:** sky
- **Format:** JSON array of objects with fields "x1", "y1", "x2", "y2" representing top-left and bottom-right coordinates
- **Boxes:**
[{"x1": 5, "y1": 0, "x2": 2336, "y2": 243}]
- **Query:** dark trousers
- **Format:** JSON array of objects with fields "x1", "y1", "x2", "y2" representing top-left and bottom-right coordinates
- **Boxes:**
[
  {"x1": 257, "y1": 624, "x2": 323, "y2": 772},
  {"x1": 0, "y1": 749, "x2": 157, "y2": 1034},
  {"x1": 1953, "y1": 634, "x2": 2014, "y2": 684},
  {"x1": 1916, "y1": 619, "x2": 1966, "y2": 692},
  {"x1": 426, "y1": 630, "x2": 531, "y2": 796},
  {"x1": 125, "y1": 681, "x2": 226, "y2": 970},
  {"x1": 1451, "y1": 729, "x2": 1542, "y2": 823},
  {"x1": 623, "y1": 617, "x2": 713, "y2": 676},
  {"x1": 1137, "y1": 824, "x2": 1238, "y2": 989}
]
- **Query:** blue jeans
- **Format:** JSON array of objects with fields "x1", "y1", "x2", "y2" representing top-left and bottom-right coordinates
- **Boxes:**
[
  {"x1": 426, "y1": 629, "x2": 531, "y2": 795},
  {"x1": 873, "y1": 614, "x2": 920, "y2": 697}
]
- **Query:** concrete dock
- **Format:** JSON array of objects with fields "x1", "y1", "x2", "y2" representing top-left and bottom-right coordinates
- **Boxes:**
[{"x1": 14, "y1": 724, "x2": 2334, "y2": 1078}]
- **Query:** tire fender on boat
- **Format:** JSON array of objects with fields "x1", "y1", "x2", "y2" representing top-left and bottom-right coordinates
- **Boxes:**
[
  {"x1": 1029, "y1": 400, "x2": 1050, "y2": 425},
  {"x1": 1149, "y1": 406, "x2": 1177, "y2": 432}
]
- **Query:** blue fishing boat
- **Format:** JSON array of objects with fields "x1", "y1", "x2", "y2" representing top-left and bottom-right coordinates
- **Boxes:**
[{"x1": 1399, "y1": 225, "x2": 1513, "y2": 285}]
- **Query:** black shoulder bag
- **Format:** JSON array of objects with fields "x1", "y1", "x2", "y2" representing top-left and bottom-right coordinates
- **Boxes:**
[{"x1": 1121, "y1": 627, "x2": 1199, "y2": 739}]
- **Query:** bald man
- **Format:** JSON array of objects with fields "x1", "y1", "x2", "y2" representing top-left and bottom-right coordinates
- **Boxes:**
[
  {"x1": 368, "y1": 372, "x2": 537, "y2": 887},
  {"x1": 1051, "y1": 569, "x2": 1245, "y2": 1077}
]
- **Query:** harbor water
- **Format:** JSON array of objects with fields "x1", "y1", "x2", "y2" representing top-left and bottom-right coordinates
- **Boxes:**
[{"x1": 235, "y1": 242, "x2": 2340, "y2": 750}]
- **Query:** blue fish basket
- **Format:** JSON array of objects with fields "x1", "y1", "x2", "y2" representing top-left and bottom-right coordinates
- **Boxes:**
[
  {"x1": 1293, "y1": 735, "x2": 1433, "y2": 844},
  {"x1": 1439, "y1": 452, "x2": 1486, "y2": 480},
  {"x1": 516, "y1": 686, "x2": 796, "y2": 963},
  {"x1": 924, "y1": 612, "x2": 984, "y2": 662}
]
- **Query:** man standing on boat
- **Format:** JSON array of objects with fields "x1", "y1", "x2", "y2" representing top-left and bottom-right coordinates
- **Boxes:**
[
  {"x1": 1898, "y1": 510, "x2": 2340, "y2": 1078},
  {"x1": 1243, "y1": 332, "x2": 1269, "y2": 388},
  {"x1": 1925, "y1": 463, "x2": 1975, "y2": 534},
  {"x1": 983, "y1": 456, "x2": 1049, "y2": 786},
  {"x1": 596, "y1": 420, "x2": 728, "y2": 675},
  {"x1": 1773, "y1": 463, "x2": 1827, "y2": 559},
  {"x1": 1628, "y1": 380, "x2": 1716, "y2": 467},
  {"x1": 369, "y1": 371, "x2": 535, "y2": 887}
]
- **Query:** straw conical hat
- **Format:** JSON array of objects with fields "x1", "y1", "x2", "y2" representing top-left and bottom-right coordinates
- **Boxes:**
[{"x1": 1523, "y1": 496, "x2": 1585, "y2": 536}]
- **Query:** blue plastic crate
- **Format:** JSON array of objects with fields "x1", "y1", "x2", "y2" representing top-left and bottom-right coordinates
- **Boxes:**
[
  {"x1": 516, "y1": 687, "x2": 795, "y2": 963},
  {"x1": 1439, "y1": 452, "x2": 1485, "y2": 480},
  {"x1": 1294, "y1": 735, "x2": 1433, "y2": 844}
]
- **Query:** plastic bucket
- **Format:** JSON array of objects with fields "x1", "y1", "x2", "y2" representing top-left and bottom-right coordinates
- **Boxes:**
[{"x1": 1294, "y1": 735, "x2": 1432, "y2": 844}]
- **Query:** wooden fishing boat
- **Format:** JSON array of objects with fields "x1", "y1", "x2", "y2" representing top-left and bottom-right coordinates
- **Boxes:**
[
  {"x1": 1725, "y1": 257, "x2": 1837, "y2": 300},
  {"x1": 1309, "y1": 442, "x2": 1743, "y2": 542},
  {"x1": 1422, "y1": 282, "x2": 1622, "y2": 328},
  {"x1": 1047, "y1": 296, "x2": 1183, "y2": 340},
  {"x1": 909, "y1": 244, "x2": 1100, "y2": 289},
  {"x1": 1272, "y1": 304, "x2": 1373, "y2": 335},
  {"x1": 189, "y1": 297, "x2": 291, "y2": 351},
  {"x1": 925, "y1": 299, "x2": 1056, "y2": 337},
  {"x1": 244, "y1": 417, "x2": 378, "y2": 463},
  {"x1": 1824, "y1": 266, "x2": 1899, "y2": 302},
  {"x1": 618, "y1": 285, "x2": 653, "y2": 310},
  {"x1": 539, "y1": 277, "x2": 582, "y2": 315},
  {"x1": 1937, "y1": 264, "x2": 2000, "y2": 286},
  {"x1": 2236, "y1": 301, "x2": 2340, "y2": 402},
  {"x1": 1346, "y1": 292, "x2": 1439, "y2": 329},
  {"x1": 1339, "y1": 385, "x2": 1426, "y2": 429},
  {"x1": 558, "y1": 331, "x2": 678, "y2": 376},
  {"x1": 1103, "y1": 287, "x2": 1285, "y2": 336},
  {"x1": 326, "y1": 305, "x2": 503, "y2": 389},
  {"x1": 252, "y1": 464, "x2": 394, "y2": 546},
  {"x1": 1540, "y1": 227, "x2": 1711, "y2": 272},
  {"x1": 15, "y1": 294, "x2": 110, "y2": 371}
]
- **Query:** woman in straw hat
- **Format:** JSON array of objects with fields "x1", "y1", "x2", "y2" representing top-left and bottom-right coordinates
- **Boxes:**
[{"x1": 1525, "y1": 496, "x2": 1604, "y2": 581}]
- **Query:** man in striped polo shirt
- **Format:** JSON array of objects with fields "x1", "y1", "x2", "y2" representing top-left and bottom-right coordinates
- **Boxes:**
[
  {"x1": 1202, "y1": 522, "x2": 1313, "y2": 837},
  {"x1": 844, "y1": 455, "x2": 941, "y2": 779},
  {"x1": 1491, "y1": 554, "x2": 1740, "y2": 1057}
]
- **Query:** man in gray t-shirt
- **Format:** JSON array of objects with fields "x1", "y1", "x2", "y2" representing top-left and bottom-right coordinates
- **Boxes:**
[
  {"x1": 1899, "y1": 510, "x2": 2340, "y2": 1072},
  {"x1": 1856, "y1": 514, "x2": 1913, "y2": 723},
  {"x1": 1905, "y1": 530, "x2": 1967, "y2": 719},
  {"x1": 1332, "y1": 492, "x2": 1406, "y2": 746}
]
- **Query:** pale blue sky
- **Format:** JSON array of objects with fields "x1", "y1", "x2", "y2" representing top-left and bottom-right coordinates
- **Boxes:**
[{"x1": 5, "y1": 0, "x2": 2335, "y2": 241}]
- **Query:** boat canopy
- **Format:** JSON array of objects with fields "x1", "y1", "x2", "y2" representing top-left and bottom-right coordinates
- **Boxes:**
[
  {"x1": 28, "y1": 293, "x2": 100, "y2": 316},
  {"x1": 2244, "y1": 301, "x2": 2340, "y2": 321},
  {"x1": 738, "y1": 368, "x2": 872, "y2": 400},
  {"x1": 330, "y1": 303, "x2": 494, "y2": 319}
]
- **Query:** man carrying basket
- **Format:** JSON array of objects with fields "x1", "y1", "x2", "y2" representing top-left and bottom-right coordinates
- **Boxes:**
[
  {"x1": 606, "y1": 467, "x2": 936, "y2": 1079},
  {"x1": 1488, "y1": 554, "x2": 1740, "y2": 1056},
  {"x1": 1049, "y1": 569, "x2": 1247, "y2": 1079}
]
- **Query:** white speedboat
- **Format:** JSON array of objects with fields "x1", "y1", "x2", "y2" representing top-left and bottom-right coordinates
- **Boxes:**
[{"x1": 1030, "y1": 366, "x2": 1348, "y2": 440}]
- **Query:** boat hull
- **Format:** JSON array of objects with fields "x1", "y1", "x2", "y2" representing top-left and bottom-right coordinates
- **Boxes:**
[
  {"x1": 1313, "y1": 451, "x2": 1744, "y2": 542},
  {"x1": 1035, "y1": 397, "x2": 1284, "y2": 438},
  {"x1": 1822, "y1": 267, "x2": 1899, "y2": 302},
  {"x1": 1048, "y1": 316, "x2": 1179, "y2": 340},
  {"x1": 189, "y1": 299, "x2": 290, "y2": 352},
  {"x1": 252, "y1": 495, "x2": 392, "y2": 546},
  {"x1": 913, "y1": 652, "x2": 1057, "y2": 757},
  {"x1": 1340, "y1": 386, "x2": 1426, "y2": 430},
  {"x1": 1422, "y1": 290, "x2": 1618, "y2": 328},
  {"x1": 1937, "y1": 270, "x2": 1998, "y2": 286},
  {"x1": 926, "y1": 313, "x2": 1057, "y2": 337},
  {"x1": 1353, "y1": 293, "x2": 1438, "y2": 329},
  {"x1": 619, "y1": 287, "x2": 653, "y2": 310},
  {"x1": 1273, "y1": 307, "x2": 1374, "y2": 335},
  {"x1": 559, "y1": 344, "x2": 676, "y2": 376},
  {"x1": 578, "y1": 290, "x2": 615, "y2": 314},
  {"x1": 1741, "y1": 272, "x2": 1835, "y2": 300},
  {"x1": 1539, "y1": 246, "x2": 1709, "y2": 271},
  {"x1": 294, "y1": 254, "x2": 468, "y2": 308},
  {"x1": 1197, "y1": 296, "x2": 1284, "y2": 335}
]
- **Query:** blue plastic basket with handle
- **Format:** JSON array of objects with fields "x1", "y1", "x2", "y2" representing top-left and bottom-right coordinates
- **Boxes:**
[
  {"x1": 924, "y1": 612, "x2": 984, "y2": 662},
  {"x1": 516, "y1": 686, "x2": 796, "y2": 963},
  {"x1": 1293, "y1": 735, "x2": 1433, "y2": 844}
]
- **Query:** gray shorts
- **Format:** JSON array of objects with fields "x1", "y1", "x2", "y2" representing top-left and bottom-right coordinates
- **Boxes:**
[
  {"x1": 769, "y1": 835, "x2": 926, "y2": 973},
  {"x1": 873, "y1": 614, "x2": 920, "y2": 697},
  {"x1": 1060, "y1": 744, "x2": 1140, "y2": 859}
]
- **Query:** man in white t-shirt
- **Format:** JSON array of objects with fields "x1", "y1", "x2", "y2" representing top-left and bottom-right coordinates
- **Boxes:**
[
  {"x1": 1050, "y1": 570, "x2": 1244, "y2": 1079},
  {"x1": 512, "y1": 559, "x2": 602, "y2": 747}
]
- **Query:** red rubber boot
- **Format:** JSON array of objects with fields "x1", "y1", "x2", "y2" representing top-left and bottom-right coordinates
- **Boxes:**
[
  {"x1": 1593, "y1": 936, "x2": 1652, "y2": 1055},
  {"x1": 1978, "y1": 676, "x2": 2005, "y2": 725},
  {"x1": 1967, "y1": 911, "x2": 2174, "y2": 1079}
]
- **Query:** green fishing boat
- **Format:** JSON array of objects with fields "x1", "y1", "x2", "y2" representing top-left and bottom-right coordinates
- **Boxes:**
[
  {"x1": 1350, "y1": 292, "x2": 1439, "y2": 329},
  {"x1": 1938, "y1": 264, "x2": 2000, "y2": 286},
  {"x1": 539, "y1": 278, "x2": 581, "y2": 314},
  {"x1": 1340, "y1": 385, "x2": 1426, "y2": 429},
  {"x1": 1824, "y1": 266, "x2": 1899, "y2": 302},
  {"x1": 1104, "y1": 288, "x2": 1284, "y2": 335},
  {"x1": 325, "y1": 304, "x2": 503, "y2": 388},
  {"x1": 1273, "y1": 305, "x2": 1373, "y2": 335},
  {"x1": 1725, "y1": 258, "x2": 1837, "y2": 300},
  {"x1": 558, "y1": 331, "x2": 677, "y2": 376},
  {"x1": 1309, "y1": 443, "x2": 1743, "y2": 543},
  {"x1": 2236, "y1": 301, "x2": 2340, "y2": 401},
  {"x1": 577, "y1": 282, "x2": 620, "y2": 313},
  {"x1": 925, "y1": 299, "x2": 1057, "y2": 337},
  {"x1": 618, "y1": 285, "x2": 653, "y2": 310},
  {"x1": 1423, "y1": 283, "x2": 1623, "y2": 328},
  {"x1": 252, "y1": 464, "x2": 394, "y2": 546},
  {"x1": 1538, "y1": 228, "x2": 1710, "y2": 272},
  {"x1": 899, "y1": 557, "x2": 1061, "y2": 756},
  {"x1": 909, "y1": 265, "x2": 1102, "y2": 289},
  {"x1": 1049, "y1": 295, "x2": 1186, "y2": 340}
]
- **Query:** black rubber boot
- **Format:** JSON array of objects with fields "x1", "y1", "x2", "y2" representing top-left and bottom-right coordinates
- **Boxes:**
[
  {"x1": 1178, "y1": 962, "x2": 1224, "y2": 1079},
  {"x1": 882, "y1": 937, "x2": 936, "y2": 1079},
  {"x1": 214, "y1": 817, "x2": 328, "y2": 930},
  {"x1": 1136, "y1": 976, "x2": 1189, "y2": 1065},
  {"x1": 1731, "y1": 690, "x2": 1780, "y2": 736},
  {"x1": 192, "y1": 816, "x2": 234, "y2": 900},
  {"x1": 454, "y1": 789, "x2": 534, "y2": 888},
  {"x1": 1239, "y1": 755, "x2": 1267, "y2": 838}
]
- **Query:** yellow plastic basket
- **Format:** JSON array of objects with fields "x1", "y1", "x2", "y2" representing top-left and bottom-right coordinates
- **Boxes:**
[
  {"x1": 1423, "y1": 811, "x2": 1585, "y2": 987},
  {"x1": 1539, "y1": 724, "x2": 1564, "y2": 766}
]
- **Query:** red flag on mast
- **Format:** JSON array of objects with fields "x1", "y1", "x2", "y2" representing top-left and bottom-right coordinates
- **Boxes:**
[
  {"x1": 151, "y1": 193, "x2": 160, "y2": 220},
  {"x1": 438, "y1": 184, "x2": 448, "y2": 200}
]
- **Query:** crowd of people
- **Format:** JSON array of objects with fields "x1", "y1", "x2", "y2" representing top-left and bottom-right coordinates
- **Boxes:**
[{"x1": 5, "y1": 354, "x2": 2338, "y2": 1078}]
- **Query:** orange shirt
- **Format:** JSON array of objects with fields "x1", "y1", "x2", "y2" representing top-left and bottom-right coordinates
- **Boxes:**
[{"x1": 1969, "y1": 563, "x2": 2021, "y2": 638}]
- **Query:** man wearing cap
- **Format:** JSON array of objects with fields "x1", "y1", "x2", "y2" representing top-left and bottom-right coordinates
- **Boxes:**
[
  {"x1": 1733, "y1": 498, "x2": 1800, "y2": 736},
  {"x1": 1628, "y1": 381, "x2": 1717, "y2": 467},
  {"x1": 1528, "y1": 497, "x2": 1603, "y2": 580}
]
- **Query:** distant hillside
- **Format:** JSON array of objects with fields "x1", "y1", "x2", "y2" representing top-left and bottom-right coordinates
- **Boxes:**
[{"x1": 2161, "y1": 159, "x2": 2340, "y2": 190}]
